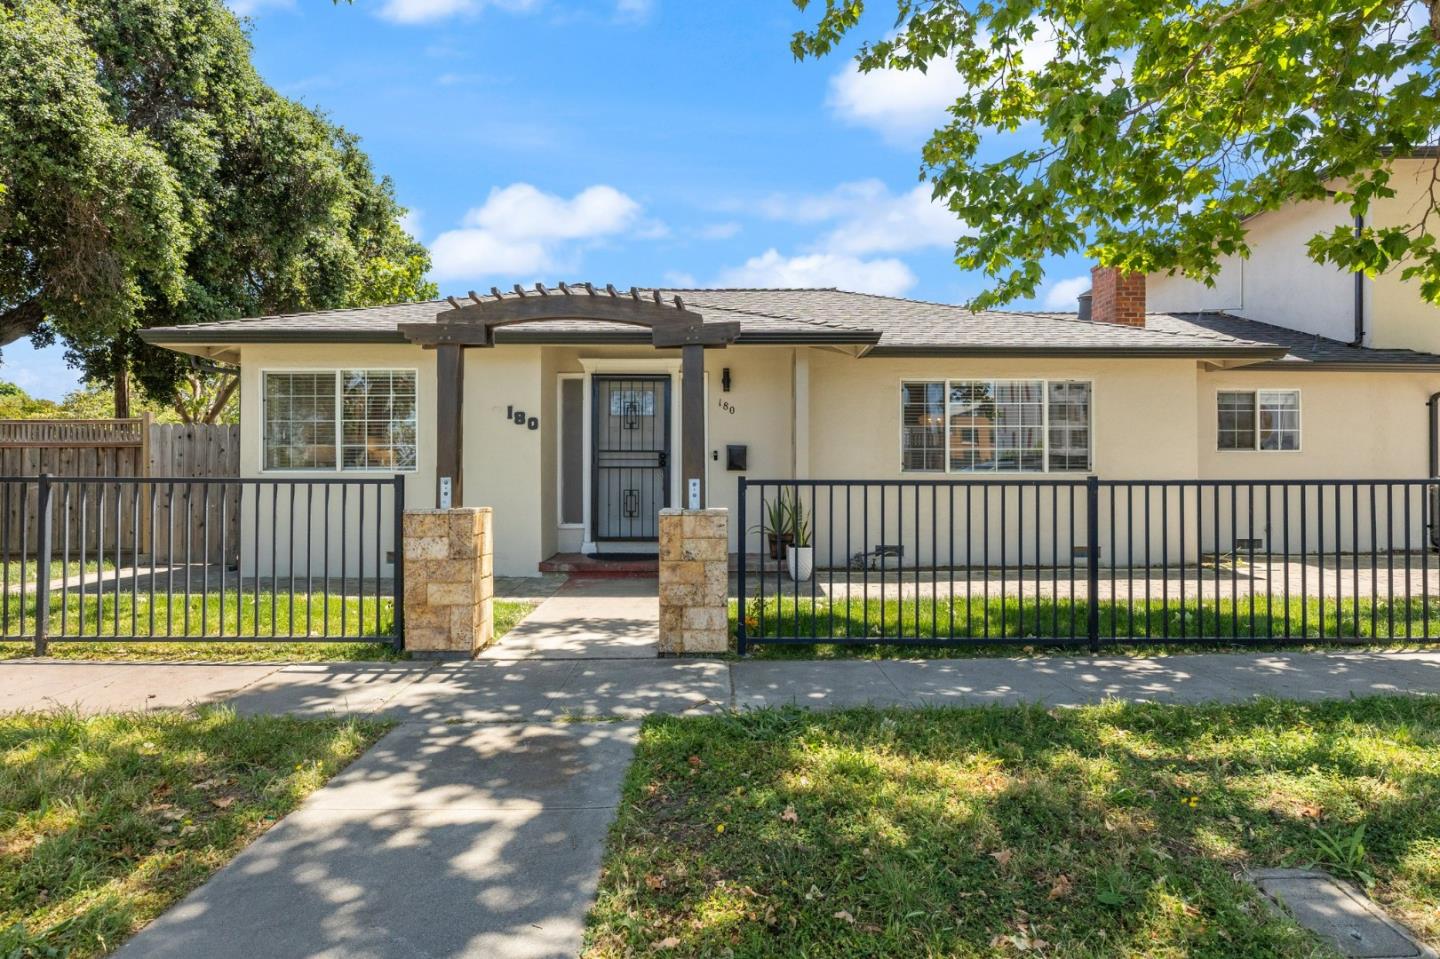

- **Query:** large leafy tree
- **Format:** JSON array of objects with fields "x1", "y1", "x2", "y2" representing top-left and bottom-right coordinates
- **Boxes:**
[
  {"x1": 791, "y1": 0, "x2": 1440, "y2": 307},
  {"x1": 0, "y1": 0, "x2": 435, "y2": 419}
]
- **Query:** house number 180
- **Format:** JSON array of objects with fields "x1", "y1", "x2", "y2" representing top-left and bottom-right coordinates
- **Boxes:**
[{"x1": 505, "y1": 405, "x2": 539, "y2": 431}]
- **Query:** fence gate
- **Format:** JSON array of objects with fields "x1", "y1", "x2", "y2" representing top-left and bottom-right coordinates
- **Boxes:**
[
  {"x1": 736, "y1": 476, "x2": 1440, "y2": 653},
  {"x1": 2, "y1": 474, "x2": 404, "y2": 652}
]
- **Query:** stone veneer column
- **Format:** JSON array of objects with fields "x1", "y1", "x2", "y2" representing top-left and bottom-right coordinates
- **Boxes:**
[
  {"x1": 658, "y1": 507, "x2": 729, "y2": 655},
  {"x1": 401, "y1": 507, "x2": 494, "y2": 657}
]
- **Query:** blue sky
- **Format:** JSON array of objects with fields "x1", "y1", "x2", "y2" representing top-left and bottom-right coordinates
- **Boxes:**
[{"x1": 6, "y1": 0, "x2": 1092, "y2": 400}]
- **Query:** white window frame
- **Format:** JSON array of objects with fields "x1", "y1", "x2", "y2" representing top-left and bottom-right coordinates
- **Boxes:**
[
  {"x1": 556, "y1": 373, "x2": 585, "y2": 529},
  {"x1": 261, "y1": 368, "x2": 420, "y2": 474},
  {"x1": 899, "y1": 378, "x2": 1095, "y2": 474},
  {"x1": 1215, "y1": 388, "x2": 1302, "y2": 453}
]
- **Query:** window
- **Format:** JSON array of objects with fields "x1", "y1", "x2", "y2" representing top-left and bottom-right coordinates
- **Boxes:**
[
  {"x1": 1217, "y1": 390, "x2": 1299, "y2": 451},
  {"x1": 901, "y1": 379, "x2": 1091, "y2": 473},
  {"x1": 263, "y1": 373, "x2": 336, "y2": 471},
  {"x1": 901, "y1": 381, "x2": 946, "y2": 471},
  {"x1": 263, "y1": 370, "x2": 417, "y2": 471}
]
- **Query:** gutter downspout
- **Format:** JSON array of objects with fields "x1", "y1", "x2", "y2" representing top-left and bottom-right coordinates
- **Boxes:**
[
  {"x1": 1429, "y1": 391, "x2": 1440, "y2": 548},
  {"x1": 1352, "y1": 212, "x2": 1366, "y2": 347}
]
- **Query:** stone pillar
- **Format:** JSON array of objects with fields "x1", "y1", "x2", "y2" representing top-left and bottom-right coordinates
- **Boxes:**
[
  {"x1": 658, "y1": 507, "x2": 729, "y2": 655},
  {"x1": 402, "y1": 507, "x2": 494, "y2": 657}
]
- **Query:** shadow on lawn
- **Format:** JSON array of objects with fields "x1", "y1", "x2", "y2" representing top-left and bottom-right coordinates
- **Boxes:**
[{"x1": 589, "y1": 697, "x2": 1440, "y2": 958}]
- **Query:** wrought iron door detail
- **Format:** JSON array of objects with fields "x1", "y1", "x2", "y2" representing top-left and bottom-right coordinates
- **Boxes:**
[{"x1": 592, "y1": 376, "x2": 670, "y2": 541}]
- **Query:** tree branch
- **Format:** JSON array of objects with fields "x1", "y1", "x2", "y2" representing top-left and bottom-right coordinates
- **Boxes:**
[{"x1": 0, "y1": 299, "x2": 44, "y2": 346}]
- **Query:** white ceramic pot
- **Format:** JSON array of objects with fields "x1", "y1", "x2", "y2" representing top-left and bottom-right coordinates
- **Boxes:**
[{"x1": 786, "y1": 545, "x2": 814, "y2": 582}]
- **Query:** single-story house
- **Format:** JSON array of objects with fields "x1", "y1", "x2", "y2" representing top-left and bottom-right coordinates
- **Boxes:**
[{"x1": 140, "y1": 162, "x2": 1440, "y2": 576}]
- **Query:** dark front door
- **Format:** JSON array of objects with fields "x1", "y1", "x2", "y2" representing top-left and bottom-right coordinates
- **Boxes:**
[{"x1": 592, "y1": 376, "x2": 671, "y2": 541}]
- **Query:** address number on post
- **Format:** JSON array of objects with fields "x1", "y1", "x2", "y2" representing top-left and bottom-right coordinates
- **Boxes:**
[{"x1": 504, "y1": 405, "x2": 539, "y2": 431}]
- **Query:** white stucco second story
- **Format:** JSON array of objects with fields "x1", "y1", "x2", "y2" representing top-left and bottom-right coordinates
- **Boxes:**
[{"x1": 1146, "y1": 157, "x2": 1440, "y2": 354}]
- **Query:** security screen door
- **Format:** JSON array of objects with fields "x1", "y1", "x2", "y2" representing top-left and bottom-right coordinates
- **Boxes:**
[{"x1": 592, "y1": 376, "x2": 671, "y2": 541}]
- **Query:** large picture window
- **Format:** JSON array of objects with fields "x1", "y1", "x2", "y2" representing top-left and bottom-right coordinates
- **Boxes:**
[
  {"x1": 1217, "y1": 390, "x2": 1300, "y2": 451},
  {"x1": 901, "y1": 379, "x2": 1091, "y2": 473},
  {"x1": 264, "y1": 370, "x2": 417, "y2": 472}
]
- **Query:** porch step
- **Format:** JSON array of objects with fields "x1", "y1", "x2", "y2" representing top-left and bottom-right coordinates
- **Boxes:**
[{"x1": 539, "y1": 552, "x2": 658, "y2": 578}]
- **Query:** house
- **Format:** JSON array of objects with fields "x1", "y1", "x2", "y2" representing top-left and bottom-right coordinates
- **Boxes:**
[{"x1": 141, "y1": 163, "x2": 1440, "y2": 577}]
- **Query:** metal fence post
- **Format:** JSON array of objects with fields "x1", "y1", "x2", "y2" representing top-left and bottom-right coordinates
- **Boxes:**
[
  {"x1": 1086, "y1": 474, "x2": 1101, "y2": 653},
  {"x1": 34, "y1": 473, "x2": 53, "y2": 656},
  {"x1": 392, "y1": 473, "x2": 405, "y2": 650},
  {"x1": 736, "y1": 475, "x2": 748, "y2": 656}
]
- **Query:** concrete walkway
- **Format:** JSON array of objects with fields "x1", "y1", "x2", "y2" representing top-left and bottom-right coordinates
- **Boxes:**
[{"x1": 481, "y1": 577, "x2": 658, "y2": 660}]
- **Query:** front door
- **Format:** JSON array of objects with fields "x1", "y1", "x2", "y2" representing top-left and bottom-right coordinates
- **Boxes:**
[{"x1": 592, "y1": 375, "x2": 671, "y2": 542}]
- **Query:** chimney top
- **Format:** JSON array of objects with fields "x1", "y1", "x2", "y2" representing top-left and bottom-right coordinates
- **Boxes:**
[{"x1": 1089, "y1": 266, "x2": 1145, "y2": 327}]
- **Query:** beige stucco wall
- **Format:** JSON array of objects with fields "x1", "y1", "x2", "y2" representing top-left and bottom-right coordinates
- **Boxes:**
[
  {"x1": 1196, "y1": 369, "x2": 1436, "y2": 478},
  {"x1": 230, "y1": 340, "x2": 1440, "y2": 575},
  {"x1": 1148, "y1": 159, "x2": 1440, "y2": 353}
]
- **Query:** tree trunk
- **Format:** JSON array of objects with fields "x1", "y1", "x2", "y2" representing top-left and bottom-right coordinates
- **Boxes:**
[{"x1": 113, "y1": 363, "x2": 131, "y2": 419}]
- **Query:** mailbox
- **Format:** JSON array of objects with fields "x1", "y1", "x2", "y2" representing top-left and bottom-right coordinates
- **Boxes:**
[{"x1": 725, "y1": 444, "x2": 748, "y2": 471}]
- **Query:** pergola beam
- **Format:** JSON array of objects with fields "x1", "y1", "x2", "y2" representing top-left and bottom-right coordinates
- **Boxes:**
[{"x1": 402, "y1": 285, "x2": 739, "y2": 513}]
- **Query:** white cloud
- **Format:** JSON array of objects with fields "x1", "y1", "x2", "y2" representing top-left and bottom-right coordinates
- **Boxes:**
[
  {"x1": 828, "y1": 29, "x2": 1058, "y2": 143},
  {"x1": 818, "y1": 184, "x2": 957, "y2": 256},
  {"x1": 828, "y1": 62, "x2": 967, "y2": 143},
  {"x1": 697, "y1": 221, "x2": 741, "y2": 240},
  {"x1": 1042, "y1": 274, "x2": 1091, "y2": 310},
  {"x1": 378, "y1": 0, "x2": 535, "y2": 25},
  {"x1": 749, "y1": 180, "x2": 959, "y2": 256},
  {"x1": 716, "y1": 249, "x2": 916, "y2": 297},
  {"x1": 615, "y1": 0, "x2": 653, "y2": 21},
  {"x1": 399, "y1": 209, "x2": 423, "y2": 241},
  {"x1": 462, "y1": 183, "x2": 639, "y2": 240},
  {"x1": 663, "y1": 270, "x2": 697, "y2": 288},
  {"x1": 429, "y1": 183, "x2": 645, "y2": 282}
]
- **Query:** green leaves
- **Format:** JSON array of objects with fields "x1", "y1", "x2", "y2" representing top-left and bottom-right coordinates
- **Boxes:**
[
  {"x1": 0, "y1": 0, "x2": 434, "y2": 407},
  {"x1": 790, "y1": 0, "x2": 1440, "y2": 308}
]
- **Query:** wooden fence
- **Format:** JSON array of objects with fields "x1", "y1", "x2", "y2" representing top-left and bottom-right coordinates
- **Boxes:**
[{"x1": 1, "y1": 416, "x2": 240, "y2": 563}]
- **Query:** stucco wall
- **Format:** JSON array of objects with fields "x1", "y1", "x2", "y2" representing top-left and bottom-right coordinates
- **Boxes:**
[
  {"x1": 1197, "y1": 369, "x2": 1435, "y2": 479},
  {"x1": 1147, "y1": 200, "x2": 1358, "y2": 343},
  {"x1": 1148, "y1": 159, "x2": 1440, "y2": 353}
]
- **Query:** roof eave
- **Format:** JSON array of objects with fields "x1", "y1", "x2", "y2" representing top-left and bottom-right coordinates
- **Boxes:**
[
  {"x1": 139, "y1": 328, "x2": 883, "y2": 348},
  {"x1": 863, "y1": 345, "x2": 1290, "y2": 360}
]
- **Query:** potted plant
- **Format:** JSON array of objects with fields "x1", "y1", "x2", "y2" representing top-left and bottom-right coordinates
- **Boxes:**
[
  {"x1": 759, "y1": 490, "x2": 794, "y2": 560},
  {"x1": 786, "y1": 494, "x2": 814, "y2": 582}
]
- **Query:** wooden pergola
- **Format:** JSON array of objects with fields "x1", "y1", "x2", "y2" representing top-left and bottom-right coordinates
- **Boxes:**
[{"x1": 398, "y1": 283, "x2": 740, "y2": 510}]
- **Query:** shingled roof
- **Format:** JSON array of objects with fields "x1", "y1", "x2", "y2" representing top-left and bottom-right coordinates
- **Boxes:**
[{"x1": 135, "y1": 286, "x2": 1436, "y2": 366}]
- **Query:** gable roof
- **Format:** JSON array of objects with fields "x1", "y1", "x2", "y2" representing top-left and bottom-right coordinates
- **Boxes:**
[{"x1": 139, "y1": 286, "x2": 1299, "y2": 361}]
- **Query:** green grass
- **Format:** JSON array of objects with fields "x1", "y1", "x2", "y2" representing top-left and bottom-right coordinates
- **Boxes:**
[
  {"x1": 585, "y1": 696, "x2": 1440, "y2": 958},
  {"x1": 0, "y1": 708, "x2": 388, "y2": 959},
  {"x1": 733, "y1": 595, "x2": 1440, "y2": 658},
  {"x1": 0, "y1": 597, "x2": 537, "y2": 661},
  {"x1": 2, "y1": 558, "x2": 114, "y2": 589}
]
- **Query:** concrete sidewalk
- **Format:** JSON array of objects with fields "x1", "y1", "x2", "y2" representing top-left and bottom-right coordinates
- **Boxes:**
[{"x1": 6, "y1": 649, "x2": 1440, "y2": 717}]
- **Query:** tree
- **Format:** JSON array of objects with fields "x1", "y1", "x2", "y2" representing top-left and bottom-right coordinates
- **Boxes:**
[
  {"x1": 0, "y1": 0, "x2": 435, "y2": 419},
  {"x1": 790, "y1": 0, "x2": 1440, "y2": 307}
]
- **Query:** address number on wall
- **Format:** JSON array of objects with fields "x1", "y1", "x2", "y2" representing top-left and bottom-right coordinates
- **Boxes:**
[{"x1": 505, "y1": 405, "x2": 539, "y2": 431}]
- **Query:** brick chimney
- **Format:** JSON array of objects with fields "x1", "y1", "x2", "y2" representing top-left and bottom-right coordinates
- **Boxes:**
[{"x1": 1089, "y1": 266, "x2": 1146, "y2": 327}]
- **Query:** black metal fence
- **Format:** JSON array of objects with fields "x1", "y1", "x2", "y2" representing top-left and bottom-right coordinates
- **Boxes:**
[
  {"x1": 736, "y1": 477, "x2": 1440, "y2": 652},
  {"x1": 2, "y1": 474, "x2": 404, "y2": 652}
]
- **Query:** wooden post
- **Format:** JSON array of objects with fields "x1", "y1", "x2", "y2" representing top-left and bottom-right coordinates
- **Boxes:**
[
  {"x1": 436, "y1": 344, "x2": 465, "y2": 506},
  {"x1": 681, "y1": 343, "x2": 705, "y2": 508}
]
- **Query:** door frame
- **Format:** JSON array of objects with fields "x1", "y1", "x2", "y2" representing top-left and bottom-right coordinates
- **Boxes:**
[{"x1": 577, "y1": 358, "x2": 684, "y2": 554}]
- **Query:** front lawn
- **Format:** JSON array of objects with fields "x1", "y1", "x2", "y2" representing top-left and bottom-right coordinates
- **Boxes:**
[
  {"x1": 0, "y1": 708, "x2": 387, "y2": 958},
  {"x1": 585, "y1": 696, "x2": 1440, "y2": 958},
  {"x1": 734, "y1": 595, "x2": 1440, "y2": 658},
  {"x1": 0, "y1": 597, "x2": 537, "y2": 661}
]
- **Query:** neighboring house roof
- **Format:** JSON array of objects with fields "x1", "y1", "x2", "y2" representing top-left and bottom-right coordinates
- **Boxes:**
[
  {"x1": 1150, "y1": 312, "x2": 1440, "y2": 369},
  {"x1": 140, "y1": 287, "x2": 1301, "y2": 362}
]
